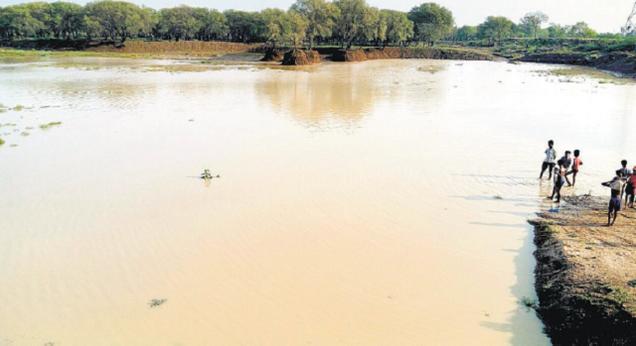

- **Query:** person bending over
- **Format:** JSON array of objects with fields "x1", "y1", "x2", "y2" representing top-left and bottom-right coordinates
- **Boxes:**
[
  {"x1": 557, "y1": 151, "x2": 573, "y2": 186},
  {"x1": 602, "y1": 170, "x2": 626, "y2": 226},
  {"x1": 549, "y1": 165, "x2": 567, "y2": 203}
]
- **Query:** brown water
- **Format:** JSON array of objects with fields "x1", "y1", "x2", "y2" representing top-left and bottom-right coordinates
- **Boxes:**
[{"x1": 1, "y1": 57, "x2": 635, "y2": 345}]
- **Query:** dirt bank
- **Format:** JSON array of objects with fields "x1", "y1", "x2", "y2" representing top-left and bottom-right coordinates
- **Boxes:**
[
  {"x1": 281, "y1": 49, "x2": 321, "y2": 65},
  {"x1": 1, "y1": 39, "x2": 264, "y2": 58},
  {"x1": 518, "y1": 51, "x2": 636, "y2": 77},
  {"x1": 530, "y1": 195, "x2": 636, "y2": 345},
  {"x1": 329, "y1": 47, "x2": 495, "y2": 62}
]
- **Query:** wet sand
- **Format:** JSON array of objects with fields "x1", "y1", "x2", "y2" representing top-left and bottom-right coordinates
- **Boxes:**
[{"x1": 0, "y1": 58, "x2": 635, "y2": 345}]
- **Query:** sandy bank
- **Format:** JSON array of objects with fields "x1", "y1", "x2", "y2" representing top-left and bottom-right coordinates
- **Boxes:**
[
  {"x1": 518, "y1": 51, "x2": 636, "y2": 77},
  {"x1": 329, "y1": 47, "x2": 495, "y2": 62},
  {"x1": 530, "y1": 195, "x2": 636, "y2": 344}
]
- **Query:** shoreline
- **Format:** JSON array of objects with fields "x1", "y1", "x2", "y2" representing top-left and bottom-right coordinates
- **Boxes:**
[
  {"x1": 529, "y1": 195, "x2": 636, "y2": 344},
  {"x1": 2, "y1": 44, "x2": 634, "y2": 80}
]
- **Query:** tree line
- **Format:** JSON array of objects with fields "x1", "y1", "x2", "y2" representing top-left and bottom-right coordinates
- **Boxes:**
[{"x1": 0, "y1": 0, "x2": 608, "y2": 49}]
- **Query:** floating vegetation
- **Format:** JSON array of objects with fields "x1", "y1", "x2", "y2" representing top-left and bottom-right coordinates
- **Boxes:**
[
  {"x1": 0, "y1": 104, "x2": 6, "y2": 113},
  {"x1": 12, "y1": 104, "x2": 24, "y2": 111},
  {"x1": 25, "y1": 126, "x2": 34, "y2": 130},
  {"x1": 40, "y1": 121, "x2": 62, "y2": 130},
  {"x1": 0, "y1": 138, "x2": 4, "y2": 146},
  {"x1": 493, "y1": 195, "x2": 504, "y2": 200},
  {"x1": 148, "y1": 298, "x2": 167, "y2": 308},
  {"x1": 520, "y1": 296, "x2": 539, "y2": 310},
  {"x1": 20, "y1": 131, "x2": 29, "y2": 136},
  {"x1": 200, "y1": 169, "x2": 220, "y2": 180}
]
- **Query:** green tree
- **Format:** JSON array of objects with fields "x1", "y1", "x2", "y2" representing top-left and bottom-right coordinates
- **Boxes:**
[
  {"x1": 224, "y1": 10, "x2": 265, "y2": 42},
  {"x1": 520, "y1": 11, "x2": 548, "y2": 39},
  {"x1": 362, "y1": 6, "x2": 382, "y2": 44},
  {"x1": 192, "y1": 8, "x2": 227, "y2": 41},
  {"x1": 49, "y1": 2, "x2": 85, "y2": 39},
  {"x1": 454, "y1": 25, "x2": 477, "y2": 41},
  {"x1": 84, "y1": 1, "x2": 145, "y2": 43},
  {"x1": 157, "y1": 6, "x2": 201, "y2": 41},
  {"x1": 569, "y1": 22, "x2": 597, "y2": 38},
  {"x1": 478, "y1": 16, "x2": 514, "y2": 45},
  {"x1": 332, "y1": 0, "x2": 368, "y2": 48},
  {"x1": 0, "y1": 5, "x2": 41, "y2": 39},
  {"x1": 408, "y1": 3, "x2": 454, "y2": 45},
  {"x1": 382, "y1": 10, "x2": 413, "y2": 46},
  {"x1": 289, "y1": 0, "x2": 336, "y2": 48},
  {"x1": 546, "y1": 24, "x2": 567, "y2": 38},
  {"x1": 23, "y1": 2, "x2": 52, "y2": 38}
]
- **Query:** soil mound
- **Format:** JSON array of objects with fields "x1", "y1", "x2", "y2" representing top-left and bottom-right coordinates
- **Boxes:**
[
  {"x1": 261, "y1": 48, "x2": 285, "y2": 62},
  {"x1": 282, "y1": 49, "x2": 321, "y2": 65}
]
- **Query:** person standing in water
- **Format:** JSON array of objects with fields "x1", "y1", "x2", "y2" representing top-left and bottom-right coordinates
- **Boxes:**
[
  {"x1": 540, "y1": 140, "x2": 557, "y2": 180},
  {"x1": 566, "y1": 150, "x2": 583, "y2": 186},
  {"x1": 602, "y1": 170, "x2": 626, "y2": 226},
  {"x1": 558, "y1": 151, "x2": 573, "y2": 186}
]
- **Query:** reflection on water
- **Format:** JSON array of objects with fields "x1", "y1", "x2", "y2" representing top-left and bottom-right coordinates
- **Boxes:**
[{"x1": 0, "y1": 58, "x2": 635, "y2": 345}]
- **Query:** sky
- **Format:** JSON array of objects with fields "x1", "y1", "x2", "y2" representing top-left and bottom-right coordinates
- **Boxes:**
[{"x1": 0, "y1": 0, "x2": 633, "y2": 33}]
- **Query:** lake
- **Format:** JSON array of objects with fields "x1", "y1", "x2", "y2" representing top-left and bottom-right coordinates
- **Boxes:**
[{"x1": 1, "y1": 57, "x2": 634, "y2": 345}]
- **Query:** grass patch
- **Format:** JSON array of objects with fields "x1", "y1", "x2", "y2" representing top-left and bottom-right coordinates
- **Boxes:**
[{"x1": 39, "y1": 121, "x2": 62, "y2": 130}]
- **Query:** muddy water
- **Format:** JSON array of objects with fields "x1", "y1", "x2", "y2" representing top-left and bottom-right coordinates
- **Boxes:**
[{"x1": 1, "y1": 57, "x2": 635, "y2": 345}]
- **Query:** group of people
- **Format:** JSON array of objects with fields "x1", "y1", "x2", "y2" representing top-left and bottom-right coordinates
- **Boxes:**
[
  {"x1": 539, "y1": 139, "x2": 636, "y2": 226},
  {"x1": 539, "y1": 140, "x2": 583, "y2": 203}
]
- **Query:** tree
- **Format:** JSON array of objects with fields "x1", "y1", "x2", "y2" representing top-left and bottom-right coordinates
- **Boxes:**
[
  {"x1": 192, "y1": 9, "x2": 227, "y2": 41},
  {"x1": 332, "y1": 0, "x2": 368, "y2": 48},
  {"x1": 546, "y1": 24, "x2": 567, "y2": 38},
  {"x1": 408, "y1": 3, "x2": 454, "y2": 45},
  {"x1": 362, "y1": 6, "x2": 382, "y2": 44},
  {"x1": 224, "y1": 10, "x2": 265, "y2": 42},
  {"x1": 84, "y1": 1, "x2": 145, "y2": 43},
  {"x1": 0, "y1": 5, "x2": 42, "y2": 39},
  {"x1": 157, "y1": 6, "x2": 201, "y2": 41},
  {"x1": 569, "y1": 22, "x2": 597, "y2": 38},
  {"x1": 286, "y1": 11, "x2": 308, "y2": 47},
  {"x1": 290, "y1": 0, "x2": 336, "y2": 48},
  {"x1": 49, "y1": 2, "x2": 85, "y2": 39},
  {"x1": 520, "y1": 11, "x2": 548, "y2": 39},
  {"x1": 381, "y1": 9, "x2": 413, "y2": 46},
  {"x1": 478, "y1": 16, "x2": 514, "y2": 45},
  {"x1": 454, "y1": 25, "x2": 477, "y2": 41}
]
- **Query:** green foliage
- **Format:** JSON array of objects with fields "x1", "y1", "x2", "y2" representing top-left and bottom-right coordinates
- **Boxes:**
[
  {"x1": 382, "y1": 9, "x2": 414, "y2": 46},
  {"x1": 332, "y1": 0, "x2": 369, "y2": 48},
  {"x1": 478, "y1": 16, "x2": 514, "y2": 45},
  {"x1": 290, "y1": 0, "x2": 336, "y2": 48},
  {"x1": 157, "y1": 6, "x2": 201, "y2": 41},
  {"x1": 408, "y1": 2, "x2": 454, "y2": 45},
  {"x1": 39, "y1": 121, "x2": 62, "y2": 129},
  {"x1": 84, "y1": 1, "x2": 150, "y2": 43},
  {"x1": 453, "y1": 25, "x2": 478, "y2": 41},
  {"x1": 519, "y1": 11, "x2": 548, "y2": 39},
  {"x1": 0, "y1": 138, "x2": 4, "y2": 146},
  {"x1": 223, "y1": 10, "x2": 265, "y2": 43}
]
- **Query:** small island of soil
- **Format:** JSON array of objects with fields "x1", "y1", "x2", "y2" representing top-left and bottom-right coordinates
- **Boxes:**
[
  {"x1": 530, "y1": 195, "x2": 636, "y2": 345},
  {"x1": 281, "y1": 49, "x2": 321, "y2": 65}
]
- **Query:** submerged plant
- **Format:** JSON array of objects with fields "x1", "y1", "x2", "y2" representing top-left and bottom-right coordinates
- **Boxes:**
[
  {"x1": 148, "y1": 298, "x2": 167, "y2": 308},
  {"x1": 40, "y1": 121, "x2": 62, "y2": 130},
  {"x1": 520, "y1": 296, "x2": 539, "y2": 310}
]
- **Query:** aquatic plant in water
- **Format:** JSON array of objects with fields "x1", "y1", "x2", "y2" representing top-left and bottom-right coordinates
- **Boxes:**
[
  {"x1": 148, "y1": 298, "x2": 167, "y2": 308},
  {"x1": 40, "y1": 121, "x2": 62, "y2": 130}
]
